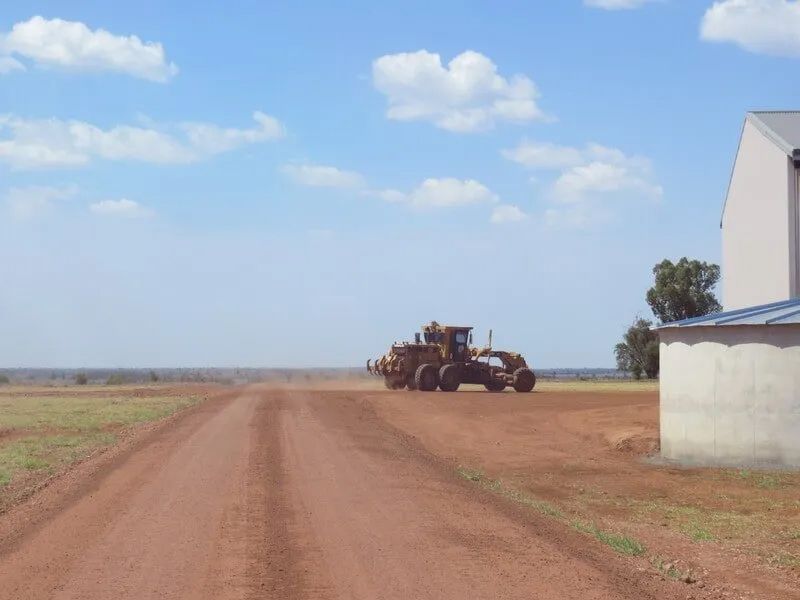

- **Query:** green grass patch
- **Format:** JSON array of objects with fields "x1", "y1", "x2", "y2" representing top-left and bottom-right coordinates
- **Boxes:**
[
  {"x1": 630, "y1": 498, "x2": 755, "y2": 542},
  {"x1": 685, "y1": 525, "x2": 714, "y2": 542},
  {"x1": 0, "y1": 395, "x2": 200, "y2": 432},
  {"x1": 768, "y1": 552, "x2": 800, "y2": 569},
  {"x1": 571, "y1": 520, "x2": 646, "y2": 556},
  {"x1": 457, "y1": 465, "x2": 645, "y2": 557},
  {"x1": 0, "y1": 433, "x2": 117, "y2": 487},
  {"x1": 726, "y1": 469, "x2": 786, "y2": 490},
  {"x1": 0, "y1": 390, "x2": 201, "y2": 494},
  {"x1": 456, "y1": 467, "x2": 563, "y2": 518}
]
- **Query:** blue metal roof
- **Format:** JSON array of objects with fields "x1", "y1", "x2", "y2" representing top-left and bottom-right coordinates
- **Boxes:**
[{"x1": 656, "y1": 298, "x2": 800, "y2": 329}]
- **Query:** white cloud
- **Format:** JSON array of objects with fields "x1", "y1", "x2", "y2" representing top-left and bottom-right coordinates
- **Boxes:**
[
  {"x1": 5, "y1": 185, "x2": 76, "y2": 219},
  {"x1": 184, "y1": 112, "x2": 284, "y2": 154},
  {"x1": 0, "y1": 16, "x2": 177, "y2": 81},
  {"x1": 701, "y1": 0, "x2": 800, "y2": 58},
  {"x1": 502, "y1": 141, "x2": 584, "y2": 169},
  {"x1": 0, "y1": 111, "x2": 284, "y2": 169},
  {"x1": 553, "y1": 161, "x2": 662, "y2": 202},
  {"x1": 90, "y1": 198, "x2": 153, "y2": 218},
  {"x1": 504, "y1": 139, "x2": 661, "y2": 228},
  {"x1": 503, "y1": 140, "x2": 662, "y2": 203},
  {"x1": 584, "y1": 0, "x2": 657, "y2": 8},
  {"x1": 372, "y1": 50, "x2": 548, "y2": 132},
  {"x1": 281, "y1": 164, "x2": 365, "y2": 188},
  {"x1": 280, "y1": 160, "x2": 504, "y2": 221},
  {"x1": 0, "y1": 56, "x2": 23, "y2": 73},
  {"x1": 402, "y1": 178, "x2": 499, "y2": 209},
  {"x1": 490, "y1": 204, "x2": 528, "y2": 224}
]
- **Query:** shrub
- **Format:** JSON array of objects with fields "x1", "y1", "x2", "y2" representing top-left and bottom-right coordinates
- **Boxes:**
[
  {"x1": 106, "y1": 373, "x2": 126, "y2": 385},
  {"x1": 75, "y1": 373, "x2": 89, "y2": 385}
]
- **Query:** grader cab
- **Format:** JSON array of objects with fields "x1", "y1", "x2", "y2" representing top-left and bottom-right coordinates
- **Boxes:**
[{"x1": 367, "y1": 321, "x2": 536, "y2": 393}]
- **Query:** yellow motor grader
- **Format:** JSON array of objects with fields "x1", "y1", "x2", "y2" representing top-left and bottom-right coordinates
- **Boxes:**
[{"x1": 367, "y1": 321, "x2": 536, "y2": 392}]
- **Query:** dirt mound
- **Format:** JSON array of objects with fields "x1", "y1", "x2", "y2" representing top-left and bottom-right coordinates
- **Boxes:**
[{"x1": 606, "y1": 429, "x2": 660, "y2": 455}]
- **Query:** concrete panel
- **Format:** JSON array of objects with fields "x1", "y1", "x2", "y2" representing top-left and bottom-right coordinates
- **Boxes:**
[{"x1": 660, "y1": 325, "x2": 800, "y2": 467}]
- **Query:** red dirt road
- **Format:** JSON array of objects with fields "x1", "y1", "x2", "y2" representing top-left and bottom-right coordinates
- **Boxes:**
[{"x1": 0, "y1": 388, "x2": 731, "y2": 599}]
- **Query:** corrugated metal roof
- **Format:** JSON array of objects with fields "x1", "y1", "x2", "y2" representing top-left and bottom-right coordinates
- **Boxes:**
[
  {"x1": 748, "y1": 111, "x2": 800, "y2": 156},
  {"x1": 656, "y1": 298, "x2": 800, "y2": 329}
]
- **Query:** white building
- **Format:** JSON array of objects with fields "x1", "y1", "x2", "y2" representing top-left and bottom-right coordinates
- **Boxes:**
[
  {"x1": 659, "y1": 112, "x2": 800, "y2": 467},
  {"x1": 658, "y1": 301, "x2": 800, "y2": 467},
  {"x1": 722, "y1": 112, "x2": 800, "y2": 310}
]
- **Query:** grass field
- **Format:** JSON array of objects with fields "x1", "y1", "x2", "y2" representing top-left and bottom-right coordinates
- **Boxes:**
[
  {"x1": 535, "y1": 379, "x2": 658, "y2": 393},
  {"x1": 0, "y1": 386, "x2": 204, "y2": 507}
]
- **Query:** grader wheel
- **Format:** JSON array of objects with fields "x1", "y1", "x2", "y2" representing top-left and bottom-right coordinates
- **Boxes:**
[
  {"x1": 484, "y1": 378, "x2": 506, "y2": 392},
  {"x1": 512, "y1": 368, "x2": 536, "y2": 393},
  {"x1": 438, "y1": 364, "x2": 460, "y2": 392},
  {"x1": 415, "y1": 364, "x2": 439, "y2": 392}
]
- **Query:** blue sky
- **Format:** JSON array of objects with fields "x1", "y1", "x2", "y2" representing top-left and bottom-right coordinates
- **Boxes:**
[{"x1": 1, "y1": 0, "x2": 799, "y2": 368}]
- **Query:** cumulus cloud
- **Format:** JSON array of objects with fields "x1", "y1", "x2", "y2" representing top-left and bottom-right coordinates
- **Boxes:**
[
  {"x1": 392, "y1": 178, "x2": 499, "y2": 209},
  {"x1": 0, "y1": 56, "x2": 23, "y2": 73},
  {"x1": 0, "y1": 111, "x2": 284, "y2": 169},
  {"x1": 490, "y1": 204, "x2": 528, "y2": 224},
  {"x1": 0, "y1": 16, "x2": 177, "y2": 81},
  {"x1": 280, "y1": 158, "x2": 508, "y2": 222},
  {"x1": 5, "y1": 184, "x2": 76, "y2": 219},
  {"x1": 701, "y1": 0, "x2": 800, "y2": 58},
  {"x1": 281, "y1": 164, "x2": 365, "y2": 188},
  {"x1": 89, "y1": 198, "x2": 154, "y2": 218},
  {"x1": 503, "y1": 140, "x2": 662, "y2": 203},
  {"x1": 372, "y1": 50, "x2": 548, "y2": 132},
  {"x1": 553, "y1": 160, "x2": 662, "y2": 202},
  {"x1": 504, "y1": 140, "x2": 661, "y2": 228},
  {"x1": 502, "y1": 141, "x2": 585, "y2": 170},
  {"x1": 584, "y1": 0, "x2": 658, "y2": 8},
  {"x1": 184, "y1": 112, "x2": 284, "y2": 154}
]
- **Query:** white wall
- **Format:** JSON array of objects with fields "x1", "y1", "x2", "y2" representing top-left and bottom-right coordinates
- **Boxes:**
[
  {"x1": 722, "y1": 120, "x2": 794, "y2": 310},
  {"x1": 660, "y1": 325, "x2": 800, "y2": 467}
]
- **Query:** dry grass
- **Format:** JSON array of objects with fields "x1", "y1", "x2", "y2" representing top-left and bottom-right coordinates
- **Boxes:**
[{"x1": 535, "y1": 379, "x2": 658, "y2": 393}]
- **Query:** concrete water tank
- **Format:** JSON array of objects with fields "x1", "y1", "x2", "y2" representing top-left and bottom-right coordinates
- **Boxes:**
[{"x1": 658, "y1": 298, "x2": 800, "y2": 467}]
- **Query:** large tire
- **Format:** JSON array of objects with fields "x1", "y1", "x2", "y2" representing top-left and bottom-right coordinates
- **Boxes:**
[
  {"x1": 415, "y1": 363, "x2": 439, "y2": 392},
  {"x1": 405, "y1": 372, "x2": 418, "y2": 391},
  {"x1": 438, "y1": 364, "x2": 461, "y2": 392},
  {"x1": 484, "y1": 378, "x2": 506, "y2": 392},
  {"x1": 512, "y1": 368, "x2": 536, "y2": 393}
]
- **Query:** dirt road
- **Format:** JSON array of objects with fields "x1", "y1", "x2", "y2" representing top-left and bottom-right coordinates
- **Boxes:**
[{"x1": 0, "y1": 388, "x2": 718, "y2": 599}]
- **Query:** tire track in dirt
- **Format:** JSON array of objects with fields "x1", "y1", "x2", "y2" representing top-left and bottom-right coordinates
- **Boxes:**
[
  {"x1": 0, "y1": 386, "x2": 724, "y2": 599},
  {"x1": 268, "y1": 389, "x2": 693, "y2": 600},
  {"x1": 0, "y1": 390, "x2": 260, "y2": 600}
]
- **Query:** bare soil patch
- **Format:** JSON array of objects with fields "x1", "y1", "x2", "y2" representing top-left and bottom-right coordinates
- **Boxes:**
[{"x1": 370, "y1": 388, "x2": 800, "y2": 598}]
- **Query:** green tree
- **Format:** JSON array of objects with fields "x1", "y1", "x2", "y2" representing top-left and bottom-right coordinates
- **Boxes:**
[
  {"x1": 646, "y1": 258, "x2": 721, "y2": 324},
  {"x1": 75, "y1": 372, "x2": 88, "y2": 385},
  {"x1": 615, "y1": 318, "x2": 659, "y2": 379}
]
